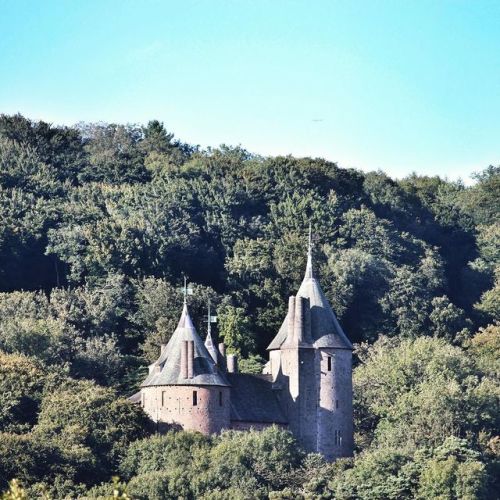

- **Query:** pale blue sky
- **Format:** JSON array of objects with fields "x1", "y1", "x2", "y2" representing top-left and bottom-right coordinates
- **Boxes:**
[{"x1": 0, "y1": 0, "x2": 498, "y2": 181}]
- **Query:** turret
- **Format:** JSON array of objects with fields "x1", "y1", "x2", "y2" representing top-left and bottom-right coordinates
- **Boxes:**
[
  {"x1": 266, "y1": 226, "x2": 354, "y2": 460},
  {"x1": 139, "y1": 300, "x2": 231, "y2": 435}
]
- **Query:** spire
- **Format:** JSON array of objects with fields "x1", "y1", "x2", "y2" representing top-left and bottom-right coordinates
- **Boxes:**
[
  {"x1": 205, "y1": 300, "x2": 218, "y2": 364},
  {"x1": 305, "y1": 222, "x2": 314, "y2": 280},
  {"x1": 267, "y1": 222, "x2": 353, "y2": 351},
  {"x1": 183, "y1": 275, "x2": 188, "y2": 305},
  {"x1": 207, "y1": 300, "x2": 212, "y2": 336},
  {"x1": 178, "y1": 300, "x2": 195, "y2": 330},
  {"x1": 141, "y1": 298, "x2": 229, "y2": 387}
]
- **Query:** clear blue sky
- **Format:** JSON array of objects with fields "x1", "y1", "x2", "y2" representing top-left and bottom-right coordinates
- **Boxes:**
[{"x1": 1, "y1": 1, "x2": 498, "y2": 181}]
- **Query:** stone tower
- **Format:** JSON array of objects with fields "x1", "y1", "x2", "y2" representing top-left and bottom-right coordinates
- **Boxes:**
[
  {"x1": 266, "y1": 236, "x2": 354, "y2": 460},
  {"x1": 139, "y1": 301, "x2": 230, "y2": 434}
]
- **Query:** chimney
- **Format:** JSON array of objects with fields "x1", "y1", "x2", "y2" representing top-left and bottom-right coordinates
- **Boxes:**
[
  {"x1": 181, "y1": 340, "x2": 188, "y2": 379},
  {"x1": 287, "y1": 296, "x2": 295, "y2": 342},
  {"x1": 227, "y1": 354, "x2": 238, "y2": 373},
  {"x1": 187, "y1": 340, "x2": 194, "y2": 379},
  {"x1": 294, "y1": 295, "x2": 304, "y2": 343},
  {"x1": 303, "y1": 297, "x2": 312, "y2": 343},
  {"x1": 218, "y1": 342, "x2": 226, "y2": 358}
]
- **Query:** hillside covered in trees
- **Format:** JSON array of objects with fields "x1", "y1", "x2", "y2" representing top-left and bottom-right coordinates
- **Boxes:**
[{"x1": 0, "y1": 114, "x2": 498, "y2": 499}]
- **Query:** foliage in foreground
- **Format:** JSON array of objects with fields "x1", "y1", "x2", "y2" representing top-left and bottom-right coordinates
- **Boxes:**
[{"x1": 2, "y1": 331, "x2": 499, "y2": 499}]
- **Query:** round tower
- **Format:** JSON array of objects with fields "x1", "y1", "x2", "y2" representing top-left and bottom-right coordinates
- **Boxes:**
[
  {"x1": 140, "y1": 303, "x2": 230, "y2": 434},
  {"x1": 266, "y1": 227, "x2": 354, "y2": 460},
  {"x1": 316, "y1": 347, "x2": 353, "y2": 460}
]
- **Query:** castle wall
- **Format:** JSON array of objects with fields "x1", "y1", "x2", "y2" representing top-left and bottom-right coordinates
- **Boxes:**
[
  {"x1": 269, "y1": 349, "x2": 281, "y2": 380},
  {"x1": 297, "y1": 348, "x2": 319, "y2": 452},
  {"x1": 279, "y1": 346, "x2": 318, "y2": 454},
  {"x1": 141, "y1": 385, "x2": 230, "y2": 435},
  {"x1": 316, "y1": 349, "x2": 353, "y2": 460}
]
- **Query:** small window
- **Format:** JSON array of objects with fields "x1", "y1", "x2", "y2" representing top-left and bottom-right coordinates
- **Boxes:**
[
  {"x1": 219, "y1": 391, "x2": 223, "y2": 407},
  {"x1": 162, "y1": 391, "x2": 166, "y2": 406},
  {"x1": 336, "y1": 399, "x2": 339, "y2": 409},
  {"x1": 327, "y1": 356, "x2": 332, "y2": 371},
  {"x1": 334, "y1": 430, "x2": 342, "y2": 446},
  {"x1": 193, "y1": 390, "x2": 198, "y2": 406}
]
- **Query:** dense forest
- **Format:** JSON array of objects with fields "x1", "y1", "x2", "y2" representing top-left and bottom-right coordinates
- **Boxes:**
[{"x1": 0, "y1": 114, "x2": 498, "y2": 499}]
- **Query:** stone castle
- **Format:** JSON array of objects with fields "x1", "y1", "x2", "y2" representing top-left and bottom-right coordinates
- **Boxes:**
[{"x1": 132, "y1": 240, "x2": 354, "y2": 461}]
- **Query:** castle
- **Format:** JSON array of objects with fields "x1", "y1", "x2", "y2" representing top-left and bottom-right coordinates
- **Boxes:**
[{"x1": 132, "y1": 239, "x2": 354, "y2": 461}]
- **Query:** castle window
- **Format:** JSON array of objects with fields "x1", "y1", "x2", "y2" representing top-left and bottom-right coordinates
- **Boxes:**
[
  {"x1": 336, "y1": 399, "x2": 339, "y2": 409},
  {"x1": 327, "y1": 356, "x2": 332, "y2": 371},
  {"x1": 192, "y1": 390, "x2": 198, "y2": 406},
  {"x1": 162, "y1": 391, "x2": 166, "y2": 406},
  {"x1": 334, "y1": 430, "x2": 342, "y2": 446},
  {"x1": 219, "y1": 391, "x2": 223, "y2": 406}
]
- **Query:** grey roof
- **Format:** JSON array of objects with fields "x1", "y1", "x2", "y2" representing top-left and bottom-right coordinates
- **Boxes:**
[
  {"x1": 268, "y1": 249, "x2": 353, "y2": 351},
  {"x1": 227, "y1": 373, "x2": 287, "y2": 424},
  {"x1": 204, "y1": 330, "x2": 219, "y2": 364},
  {"x1": 128, "y1": 391, "x2": 141, "y2": 404},
  {"x1": 141, "y1": 303, "x2": 230, "y2": 388}
]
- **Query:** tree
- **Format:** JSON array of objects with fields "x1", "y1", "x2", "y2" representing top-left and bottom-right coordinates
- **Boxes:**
[
  {"x1": 194, "y1": 427, "x2": 303, "y2": 497},
  {"x1": 354, "y1": 336, "x2": 499, "y2": 449},
  {"x1": 0, "y1": 353, "x2": 46, "y2": 433},
  {"x1": 217, "y1": 303, "x2": 255, "y2": 356},
  {"x1": 429, "y1": 295, "x2": 472, "y2": 343},
  {"x1": 324, "y1": 247, "x2": 390, "y2": 343},
  {"x1": 77, "y1": 123, "x2": 148, "y2": 184},
  {"x1": 33, "y1": 380, "x2": 151, "y2": 483},
  {"x1": 417, "y1": 437, "x2": 487, "y2": 500},
  {"x1": 465, "y1": 323, "x2": 500, "y2": 378},
  {"x1": 0, "y1": 113, "x2": 86, "y2": 184}
]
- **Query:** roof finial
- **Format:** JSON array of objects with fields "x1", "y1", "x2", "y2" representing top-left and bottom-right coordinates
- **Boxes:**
[
  {"x1": 207, "y1": 299, "x2": 212, "y2": 335},
  {"x1": 182, "y1": 276, "x2": 193, "y2": 305},
  {"x1": 204, "y1": 299, "x2": 219, "y2": 364},
  {"x1": 305, "y1": 222, "x2": 314, "y2": 279},
  {"x1": 207, "y1": 299, "x2": 217, "y2": 335}
]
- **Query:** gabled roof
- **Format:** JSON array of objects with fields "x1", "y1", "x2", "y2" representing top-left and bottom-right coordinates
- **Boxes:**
[
  {"x1": 141, "y1": 303, "x2": 230, "y2": 387},
  {"x1": 268, "y1": 245, "x2": 353, "y2": 351}
]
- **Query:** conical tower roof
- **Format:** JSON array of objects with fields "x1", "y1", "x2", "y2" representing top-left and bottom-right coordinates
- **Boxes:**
[
  {"x1": 205, "y1": 329, "x2": 219, "y2": 364},
  {"x1": 267, "y1": 236, "x2": 353, "y2": 351},
  {"x1": 141, "y1": 303, "x2": 230, "y2": 387}
]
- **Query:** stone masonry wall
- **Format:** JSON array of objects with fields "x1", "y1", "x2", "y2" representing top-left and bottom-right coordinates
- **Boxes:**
[
  {"x1": 316, "y1": 349, "x2": 353, "y2": 460},
  {"x1": 141, "y1": 385, "x2": 231, "y2": 434}
]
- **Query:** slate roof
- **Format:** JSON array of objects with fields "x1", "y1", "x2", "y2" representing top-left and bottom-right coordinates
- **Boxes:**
[
  {"x1": 129, "y1": 391, "x2": 141, "y2": 404},
  {"x1": 204, "y1": 329, "x2": 219, "y2": 364},
  {"x1": 268, "y1": 248, "x2": 353, "y2": 351},
  {"x1": 141, "y1": 303, "x2": 230, "y2": 388},
  {"x1": 227, "y1": 373, "x2": 288, "y2": 424}
]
